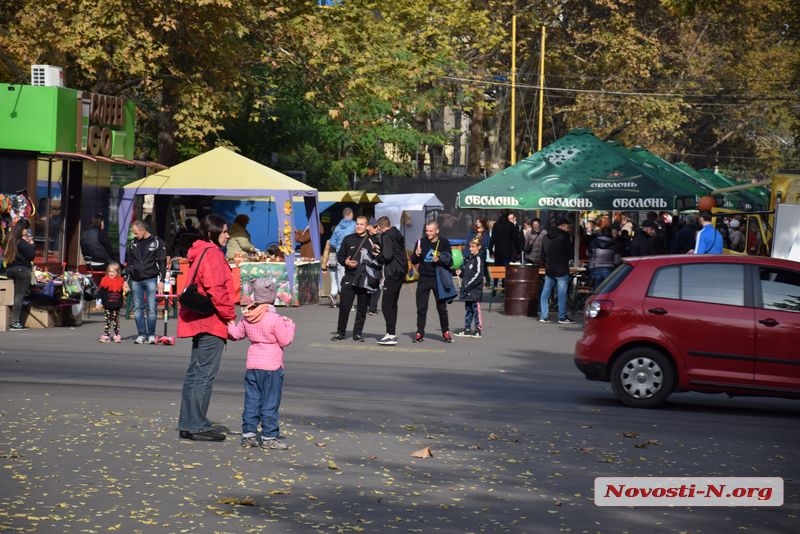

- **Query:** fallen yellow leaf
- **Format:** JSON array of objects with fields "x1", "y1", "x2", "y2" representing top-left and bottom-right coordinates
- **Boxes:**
[{"x1": 411, "y1": 447, "x2": 433, "y2": 458}]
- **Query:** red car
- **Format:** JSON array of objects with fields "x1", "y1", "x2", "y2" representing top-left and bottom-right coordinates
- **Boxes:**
[{"x1": 574, "y1": 254, "x2": 800, "y2": 408}]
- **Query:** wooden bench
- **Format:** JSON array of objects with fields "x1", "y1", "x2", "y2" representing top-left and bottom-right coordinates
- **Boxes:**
[{"x1": 487, "y1": 265, "x2": 506, "y2": 311}]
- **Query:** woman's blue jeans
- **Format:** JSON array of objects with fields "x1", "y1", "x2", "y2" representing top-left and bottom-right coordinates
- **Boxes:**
[
  {"x1": 179, "y1": 333, "x2": 225, "y2": 433},
  {"x1": 242, "y1": 368, "x2": 284, "y2": 438},
  {"x1": 539, "y1": 274, "x2": 569, "y2": 320}
]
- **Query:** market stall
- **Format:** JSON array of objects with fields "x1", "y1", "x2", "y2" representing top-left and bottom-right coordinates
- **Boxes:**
[
  {"x1": 456, "y1": 129, "x2": 712, "y2": 316},
  {"x1": 118, "y1": 147, "x2": 320, "y2": 305},
  {"x1": 212, "y1": 190, "x2": 382, "y2": 258}
]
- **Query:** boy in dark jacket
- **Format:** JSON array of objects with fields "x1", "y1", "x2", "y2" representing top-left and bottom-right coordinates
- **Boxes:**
[{"x1": 454, "y1": 239, "x2": 484, "y2": 338}]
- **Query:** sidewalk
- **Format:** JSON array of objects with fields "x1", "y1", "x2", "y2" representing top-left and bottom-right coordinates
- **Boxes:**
[{"x1": 1, "y1": 283, "x2": 589, "y2": 533}]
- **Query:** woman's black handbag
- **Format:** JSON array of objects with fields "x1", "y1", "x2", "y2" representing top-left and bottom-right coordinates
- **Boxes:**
[{"x1": 179, "y1": 249, "x2": 216, "y2": 316}]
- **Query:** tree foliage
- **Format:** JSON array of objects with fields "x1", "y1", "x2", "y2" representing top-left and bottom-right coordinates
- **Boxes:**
[{"x1": 0, "y1": 0, "x2": 797, "y2": 180}]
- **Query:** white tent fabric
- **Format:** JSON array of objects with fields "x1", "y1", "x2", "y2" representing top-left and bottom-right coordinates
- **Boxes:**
[{"x1": 374, "y1": 193, "x2": 444, "y2": 248}]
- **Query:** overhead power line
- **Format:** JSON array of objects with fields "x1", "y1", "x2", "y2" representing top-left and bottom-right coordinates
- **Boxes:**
[{"x1": 438, "y1": 75, "x2": 799, "y2": 102}]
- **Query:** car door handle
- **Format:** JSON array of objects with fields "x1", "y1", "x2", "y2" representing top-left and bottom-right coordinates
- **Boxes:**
[
  {"x1": 647, "y1": 307, "x2": 668, "y2": 315},
  {"x1": 759, "y1": 318, "x2": 779, "y2": 327}
]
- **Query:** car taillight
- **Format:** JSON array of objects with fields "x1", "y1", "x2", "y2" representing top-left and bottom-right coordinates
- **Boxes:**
[{"x1": 585, "y1": 299, "x2": 613, "y2": 319}]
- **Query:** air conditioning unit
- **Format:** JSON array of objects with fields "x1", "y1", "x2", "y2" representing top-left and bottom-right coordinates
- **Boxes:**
[{"x1": 31, "y1": 65, "x2": 64, "y2": 87}]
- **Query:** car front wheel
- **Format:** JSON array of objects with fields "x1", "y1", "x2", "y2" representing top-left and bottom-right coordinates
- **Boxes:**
[{"x1": 610, "y1": 348, "x2": 674, "y2": 408}]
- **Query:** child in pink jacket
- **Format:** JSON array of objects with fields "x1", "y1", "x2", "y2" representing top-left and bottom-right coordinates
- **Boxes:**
[{"x1": 228, "y1": 278, "x2": 296, "y2": 450}]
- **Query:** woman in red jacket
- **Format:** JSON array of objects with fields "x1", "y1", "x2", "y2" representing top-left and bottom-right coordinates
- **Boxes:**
[{"x1": 177, "y1": 214, "x2": 236, "y2": 441}]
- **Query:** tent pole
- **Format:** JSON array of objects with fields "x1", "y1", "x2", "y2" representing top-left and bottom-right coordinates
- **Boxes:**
[
  {"x1": 537, "y1": 25, "x2": 546, "y2": 151},
  {"x1": 510, "y1": 14, "x2": 517, "y2": 165}
]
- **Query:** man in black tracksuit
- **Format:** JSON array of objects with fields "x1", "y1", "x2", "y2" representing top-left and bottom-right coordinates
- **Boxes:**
[
  {"x1": 410, "y1": 221, "x2": 453, "y2": 343},
  {"x1": 375, "y1": 216, "x2": 406, "y2": 346},
  {"x1": 332, "y1": 216, "x2": 379, "y2": 342},
  {"x1": 126, "y1": 220, "x2": 167, "y2": 344}
]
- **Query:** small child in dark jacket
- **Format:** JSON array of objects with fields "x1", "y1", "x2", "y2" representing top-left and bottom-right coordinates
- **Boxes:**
[
  {"x1": 98, "y1": 261, "x2": 126, "y2": 343},
  {"x1": 455, "y1": 239, "x2": 484, "y2": 338}
]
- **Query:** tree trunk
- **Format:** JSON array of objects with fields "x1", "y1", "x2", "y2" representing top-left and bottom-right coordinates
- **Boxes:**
[
  {"x1": 468, "y1": 100, "x2": 484, "y2": 177},
  {"x1": 157, "y1": 77, "x2": 179, "y2": 167}
]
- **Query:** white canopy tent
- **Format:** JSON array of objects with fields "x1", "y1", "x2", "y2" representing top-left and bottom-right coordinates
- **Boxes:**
[{"x1": 374, "y1": 193, "x2": 444, "y2": 248}]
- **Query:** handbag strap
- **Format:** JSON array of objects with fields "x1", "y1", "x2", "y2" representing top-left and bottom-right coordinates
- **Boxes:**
[
  {"x1": 703, "y1": 227, "x2": 718, "y2": 254},
  {"x1": 186, "y1": 248, "x2": 210, "y2": 286},
  {"x1": 348, "y1": 233, "x2": 371, "y2": 261}
]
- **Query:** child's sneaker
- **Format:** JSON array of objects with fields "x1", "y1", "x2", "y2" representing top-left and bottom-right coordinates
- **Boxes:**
[
  {"x1": 471, "y1": 329, "x2": 482, "y2": 338},
  {"x1": 261, "y1": 438, "x2": 289, "y2": 450},
  {"x1": 99, "y1": 335, "x2": 110, "y2": 343},
  {"x1": 241, "y1": 435, "x2": 259, "y2": 448},
  {"x1": 113, "y1": 335, "x2": 122, "y2": 343},
  {"x1": 453, "y1": 328, "x2": 470, "y2": 337},
  {"x1": 442, "y1": 331, "x2": 453, "y2": 343}
]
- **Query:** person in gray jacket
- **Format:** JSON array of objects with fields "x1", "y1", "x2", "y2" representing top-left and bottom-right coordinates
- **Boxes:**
[
  {"x1": 523, "y1": 217, "x2": 547, "y2": 266},
  {"x1": 587, "y1": 226, "x2": 620, "y2": 288}
]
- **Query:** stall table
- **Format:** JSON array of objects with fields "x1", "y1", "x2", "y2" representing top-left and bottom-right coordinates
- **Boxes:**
[{"x1": 238, "y1": 261, "x2": 320, "y2": 306}]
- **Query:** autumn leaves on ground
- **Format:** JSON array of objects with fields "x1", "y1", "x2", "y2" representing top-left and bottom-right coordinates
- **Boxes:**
[{"x1": 0, "y1": 388, "x2": 678, "y2": 533}]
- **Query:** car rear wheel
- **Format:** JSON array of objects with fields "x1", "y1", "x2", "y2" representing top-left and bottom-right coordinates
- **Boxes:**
[{"x1": 610, "y1": 348, "x2": 674, "y2": 408}]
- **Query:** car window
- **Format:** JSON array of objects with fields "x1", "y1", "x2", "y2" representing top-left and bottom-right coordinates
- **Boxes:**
[
  {"x1": 682, "y1": 264, "x2": 744, "y2": 305},
  {"x1": 648, "y1": 266, "x2": 679, "y2": 299},
  {"x1": 595, "y1": 263, "x2": 632, "y2": 294},
  {"x1": 648, "y1": 263, "x2": 744, "y2": 306},
  {"x1": 759, "y1": 267, "x2": 800, "y2": 313}
]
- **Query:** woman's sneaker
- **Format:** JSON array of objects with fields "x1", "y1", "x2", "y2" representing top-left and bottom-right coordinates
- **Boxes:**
[
  {"x1": 470, "y1": 328, "x2": 482, "y2": 338},
  {"x1": 99, "y1": 335, "x2": 110, "y2": 343},
  {"x1": 442, "y1": 331, "x2": 453, "y2": 343},
  {"x1": 413, "y1": 332, "x2": 424, "y2": 343},
  {"x1": 453, "y1": 329, "x2": 470, "y2": 337}
]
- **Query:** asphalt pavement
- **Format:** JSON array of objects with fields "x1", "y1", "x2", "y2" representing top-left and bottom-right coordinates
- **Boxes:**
[{"x1": 1, "y1": 285, "x2": 798, "y2": 533}]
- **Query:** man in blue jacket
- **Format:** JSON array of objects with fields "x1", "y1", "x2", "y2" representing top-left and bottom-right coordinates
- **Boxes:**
[
  {"x1": 693, "y1": 211, "x2": 723, "y2": 255},
  {"x1": 326, "y1": 208, "x2": 356, "y2": 308}
]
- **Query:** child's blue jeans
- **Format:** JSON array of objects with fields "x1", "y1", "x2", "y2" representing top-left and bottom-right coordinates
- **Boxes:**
[{"x1": 242, "y1": 368, "x2": 284, "y2": 438}]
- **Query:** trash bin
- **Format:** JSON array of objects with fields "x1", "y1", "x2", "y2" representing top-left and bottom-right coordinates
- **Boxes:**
[{"x1": 504, "y1": 264, "x2": 540, "y2": 317}]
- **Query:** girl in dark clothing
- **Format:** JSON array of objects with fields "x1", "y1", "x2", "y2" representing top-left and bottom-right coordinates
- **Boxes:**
[
  {"x1": 3, "y1": 219, "x2": 35, "y2": 330},
  {"x1": 98, "y1": 261, "x2": 126, "y2": 343}
]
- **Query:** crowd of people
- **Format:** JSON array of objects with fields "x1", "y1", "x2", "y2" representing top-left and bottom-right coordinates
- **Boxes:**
[{"x1": 2, "y1": 205, "x2": 751, "y2": 450}]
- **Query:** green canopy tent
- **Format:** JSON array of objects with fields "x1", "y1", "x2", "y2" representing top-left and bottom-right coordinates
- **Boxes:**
[
  {"x1": 457, "y1": 129, "x2": 705, "y2": 212},
  {"x1": 673, "y1": 163, "x2": 769, "y2": 211}
]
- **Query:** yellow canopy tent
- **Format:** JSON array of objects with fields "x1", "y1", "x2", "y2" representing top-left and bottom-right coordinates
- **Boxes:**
[{"x1": 118, "y1": 146, "x2": 319, "y2": 289}]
